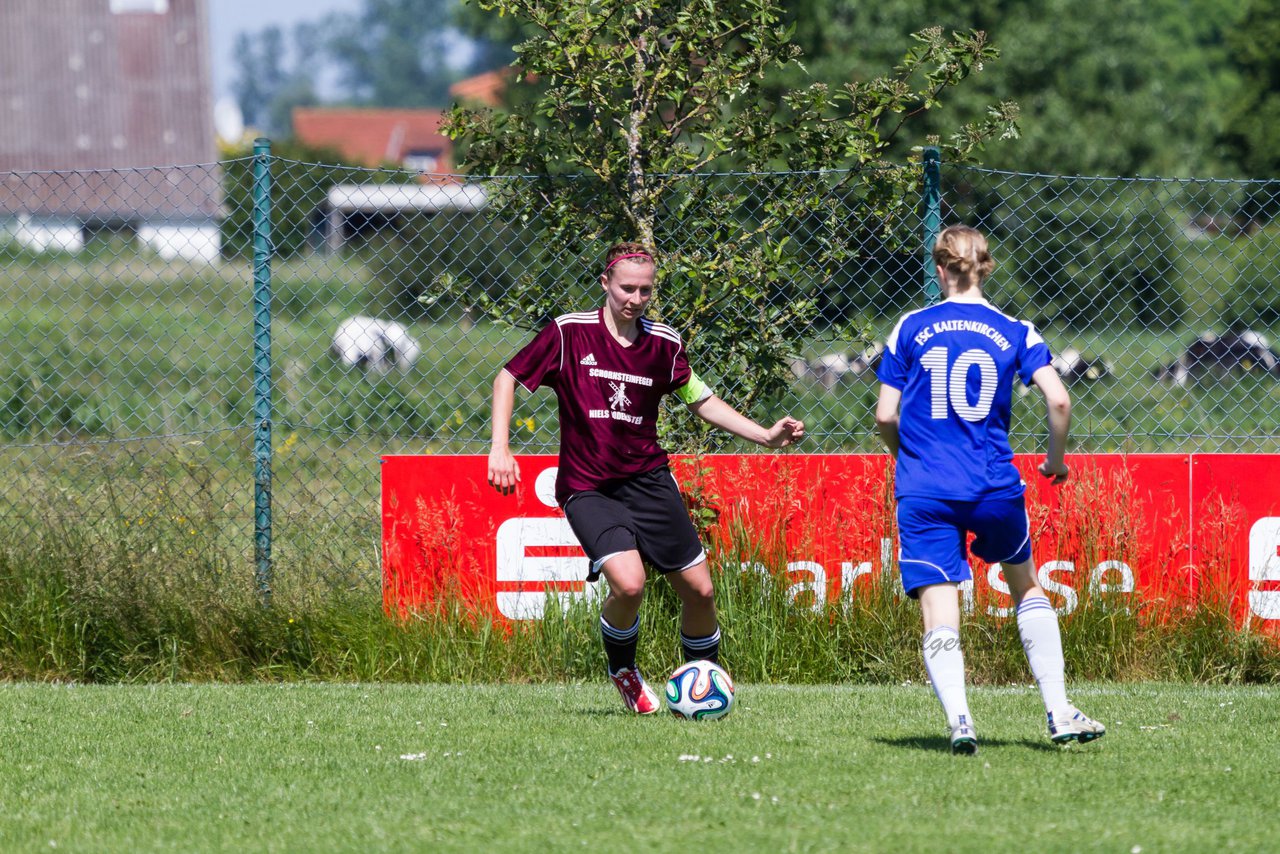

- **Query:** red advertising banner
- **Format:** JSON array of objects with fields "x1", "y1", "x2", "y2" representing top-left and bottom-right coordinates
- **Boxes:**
[
  {"x1": 381, "y1": 454, "x2": 1278, "y2": 626},
  {"x1": 1191, "y1": 455, "x2": 1280, "y2": 625}
]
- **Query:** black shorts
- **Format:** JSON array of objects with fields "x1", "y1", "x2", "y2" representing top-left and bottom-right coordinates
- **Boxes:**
[{"x1": 562, "y1": 466, "x2": 706, "y2": 581}]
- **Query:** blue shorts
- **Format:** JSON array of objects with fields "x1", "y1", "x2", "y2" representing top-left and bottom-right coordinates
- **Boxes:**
[{"x1": 896, "y1": 495, "x2": 1032, "y2": 598}]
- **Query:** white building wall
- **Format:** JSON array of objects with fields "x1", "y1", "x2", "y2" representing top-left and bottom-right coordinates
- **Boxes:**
[
  {"x1": 139, "y1": 222, "x2": 221, "y2": 262},
  {"x1": 13, "y1": 215, "x2": 84, "y2": 253}
]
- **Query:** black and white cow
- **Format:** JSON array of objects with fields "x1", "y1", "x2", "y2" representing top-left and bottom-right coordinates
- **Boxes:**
[
  {"x1": 795, "y1": 343, "x2": 884, "y2": 391},
  {"x1": 1052, "y1": 347, "x2": 1112, "y2": 384},
  {"x1": 1153, "y1": 330, "x2": 1280, "y2": 386},
  {"x1": 1012, "y1": 345, "x2": 1111, "y2": 397},
  {"x1": 331, "y1": 316, "x2": 421, "y2": 373}
]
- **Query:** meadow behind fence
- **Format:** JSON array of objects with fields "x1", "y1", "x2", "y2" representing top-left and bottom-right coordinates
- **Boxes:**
[{"x1": 2, "y1": 150, "x2": 1279, "y2": 681}]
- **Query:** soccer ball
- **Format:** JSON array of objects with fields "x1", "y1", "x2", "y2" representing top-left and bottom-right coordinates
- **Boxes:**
[{"x1": 665, "y1": 659, "x2": 735, "y2": 721}]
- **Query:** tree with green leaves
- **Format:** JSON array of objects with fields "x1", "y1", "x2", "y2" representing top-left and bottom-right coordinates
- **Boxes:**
[
  {"x1": 324, "y1": 0, "x2": 490, "y2": 107},
  {"x1": 1221, "y1": 0, "x2": 1280, "y2": 220},
  {"x1": 231, "y1": 22, "x2": 334, "y2": 137},
  {"x1": 779, "y1": 0, "x2": 1243, "y2": 178},
  {"x1": 230, "y1": 28, "x2": 281, "y2": 131},
  {"x1": 233, "y1": 1, "x2": 495, "y2": 123},
  {"x1": 444, "y1": 0, "x2": 1016, "y2": 447}
]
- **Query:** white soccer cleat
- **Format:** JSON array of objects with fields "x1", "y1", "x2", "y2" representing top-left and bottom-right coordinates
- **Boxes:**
[
  {"x1": 1048, "y1": 707, "x2": 1106, "y2": 744},
  {"x1": 609, "y1": 667, "x2": 661, "y2": 715},
  {"x1": 950, "y1": 715, "x2": 978, "y2": 755}
]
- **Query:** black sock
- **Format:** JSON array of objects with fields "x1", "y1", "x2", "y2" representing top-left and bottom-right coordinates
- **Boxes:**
[
  {"x1": 600, "y1": 616, "x2": 640, "y2": 675},
  {"x1": 680, "y1": 627, "x2": 721, "y2": 664}
]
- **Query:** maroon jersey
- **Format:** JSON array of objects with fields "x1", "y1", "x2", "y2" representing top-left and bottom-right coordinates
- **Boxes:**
[{"x1": 504, "y1": 308, "x2": 695, "y2": 504}]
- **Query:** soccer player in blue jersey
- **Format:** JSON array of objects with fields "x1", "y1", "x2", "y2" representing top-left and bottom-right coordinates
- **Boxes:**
[{"x1": 875, "y1": 224, "x2": 1105, "y2": 754}]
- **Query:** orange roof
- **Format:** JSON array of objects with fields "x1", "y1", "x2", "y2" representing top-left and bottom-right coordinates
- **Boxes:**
[
  {"x1": 448, "y1": 69, "x2": 509, "y2": 107},
  {"x1": 292, "y1": 108, "x2": 452, "y2": 172}
]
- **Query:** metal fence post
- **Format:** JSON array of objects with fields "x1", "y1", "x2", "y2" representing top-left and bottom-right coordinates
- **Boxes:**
[
  {"x1": 922, "y1": 146, "x2": 942, "y2": 304},
  {"x1": 252, "y1": 137, "x2": 274, "y2": 604}
]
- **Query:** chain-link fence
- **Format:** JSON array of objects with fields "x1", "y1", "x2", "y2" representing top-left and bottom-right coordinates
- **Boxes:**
[
  {"x1": 947, "y1": 165, "x2": 1280, "y2": 453},
  {"x1": 2, "y1": 149, "x2": 1278, "y2": 588}
]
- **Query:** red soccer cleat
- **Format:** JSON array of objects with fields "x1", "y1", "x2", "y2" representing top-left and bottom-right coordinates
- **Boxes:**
[{"x1": 609, "y1": 667, "x2": 660, "y2": 715}]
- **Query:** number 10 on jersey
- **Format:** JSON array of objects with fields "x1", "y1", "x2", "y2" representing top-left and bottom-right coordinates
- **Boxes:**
[{"x1": 920, "y1": 346, "x2": 998, "y2": 422}]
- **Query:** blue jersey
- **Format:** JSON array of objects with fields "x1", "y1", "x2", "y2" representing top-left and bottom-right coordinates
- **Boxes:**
[{"x1": 876, "y1": 297, "x2": 1052, "y2": 501}]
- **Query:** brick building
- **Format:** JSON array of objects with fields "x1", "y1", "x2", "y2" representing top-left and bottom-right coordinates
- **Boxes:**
[{"x1": 0, "y1": 0, "x2": 221, "y2": 261}]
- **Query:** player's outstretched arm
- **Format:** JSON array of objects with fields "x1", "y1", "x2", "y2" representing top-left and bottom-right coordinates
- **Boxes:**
[
  {"x1": 1030, "y1": 364, "x2": 1071, "y2": 484},
  {"x1": 688, "y1": 395, "x2": 805, "y2": 448},
  {"x1": 488, "y1": 369, "x2": 521, "y2": 495}
]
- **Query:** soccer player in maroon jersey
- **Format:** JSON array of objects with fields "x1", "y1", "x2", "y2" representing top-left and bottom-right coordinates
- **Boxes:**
[{"x1": 488, "y1": 241, "x2": 805, "y2": 714}]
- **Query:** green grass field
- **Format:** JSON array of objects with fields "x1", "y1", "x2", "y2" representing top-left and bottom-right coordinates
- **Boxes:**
[{"x1": 3, "y1": 682, "x2": 1277, "y2": 852}]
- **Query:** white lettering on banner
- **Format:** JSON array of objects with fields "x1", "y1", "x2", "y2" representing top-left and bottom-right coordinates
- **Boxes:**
[
  {"x1": 743, "y1": 537, "x2": 899, "y2": 613},
  {"x1": 787, "y1": 561, "x2": 826, "y2": 610},
  {"x1": 842, "y1": 561, "x2": 874, "y2": 590},
  {"x1": 739, "y1": 561, "x2": 831, "y2": 613},
  {"x1": 1091, "y1": 560, "x2": 1136, "y2": 594},
  {"x1": 1029, "y1": 561, "x2": 1138, "y2": 615},
  {"x1": 987, "y1": 564, "x2": 1012, "y2": 617},
  {"x1": 979, "y1": 561, "x2": 1136, "y2": 616},
  {"x1": 495, "y1": 547, "x2": 1138, "y2": 619},
  {"x1": 1248, "y1": 517, "x2": 1280, "y2": 620},
  {"x1": 494, "y1": 514, "x2": 601, "y2": 620},
  {"x1": 496, "y1": 511, "x2": 1139, "y2": 621},
  {"x1": 1038, "y1": 561, "x2": 1079, "y2": 615}
]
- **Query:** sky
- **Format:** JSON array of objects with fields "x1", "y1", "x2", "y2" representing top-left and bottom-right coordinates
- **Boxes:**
[{"x1": 207, "y1": 0, "x2": 364, "y2": 100}]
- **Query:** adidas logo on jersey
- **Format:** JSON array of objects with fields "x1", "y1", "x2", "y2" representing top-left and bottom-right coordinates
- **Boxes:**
[{"x1": 580, "y1": 353, "x2": 598, "y2": 366}]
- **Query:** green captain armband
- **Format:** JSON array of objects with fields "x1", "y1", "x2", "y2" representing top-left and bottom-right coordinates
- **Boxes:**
[{"x1": 674, "y1": 371, "x2": 713, "y2": 405}]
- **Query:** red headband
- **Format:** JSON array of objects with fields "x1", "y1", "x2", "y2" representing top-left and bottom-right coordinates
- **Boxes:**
[{"x1": 604, "y1": 252, "x2": 653, "y2": 273}]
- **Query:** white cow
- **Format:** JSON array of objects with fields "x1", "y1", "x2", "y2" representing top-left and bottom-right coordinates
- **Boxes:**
[
  {"x1": 330, "y1": 316, "x2": 421, "y2": 373},
  {"x1": 803, "y1": 343, "x2": 885, "y2": 391}
]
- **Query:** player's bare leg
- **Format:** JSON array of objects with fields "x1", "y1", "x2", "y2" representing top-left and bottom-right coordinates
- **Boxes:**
[
  {"x1": 600, "y1": 550, "x2": 646, "y2": 629},
  {"x1": 668, "y1": 559, "x2": 721, "y2": 663}
]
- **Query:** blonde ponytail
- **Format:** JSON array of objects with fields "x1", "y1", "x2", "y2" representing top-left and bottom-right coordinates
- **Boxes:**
[{"x1": 932, "y1": 225, "x2": 994, "y2": 289}]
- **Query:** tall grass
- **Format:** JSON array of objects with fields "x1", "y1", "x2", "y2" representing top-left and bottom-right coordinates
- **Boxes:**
[{"x1": 3, "y1": 471, "x2": 1278, "y2": 684}]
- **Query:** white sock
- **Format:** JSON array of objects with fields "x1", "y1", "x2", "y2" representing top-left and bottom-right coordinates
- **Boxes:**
[
  {"x1": 1017, "y1": 595, "x2": 1070, "y2": 712},
  {"x1": 922, "y1": 626, "x2": 970, "y2": 728}
]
